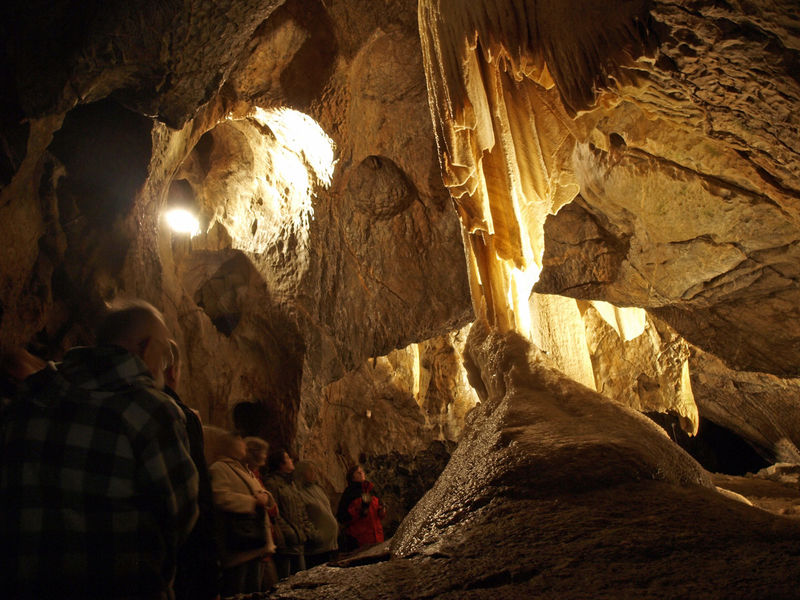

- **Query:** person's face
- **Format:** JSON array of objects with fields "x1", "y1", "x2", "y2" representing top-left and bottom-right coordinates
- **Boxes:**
[
  {"x1": 280, "y1": 452, "x2": 295, "y2": 473},
  {"x1": 351, "y1": 466, "x2": 365, "y2": 483},
  {"x1": 142, "y1": 323, "x2": 171, "y2": 390},
  {"x1": 232, "y1": 435, "x2": 247, "y2": 461}
]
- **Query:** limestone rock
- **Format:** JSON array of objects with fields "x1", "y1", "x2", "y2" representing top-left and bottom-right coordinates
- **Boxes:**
[
  {"x1": 298, "y1": 326, "x2": 478, "y2": 493},
  {"x1": 1, "y1": 0, "x2": 285, "y2": 127},
  {"x1": 265, "y1": 321, "x2": 800, "y2": 599},
  {"x1": 690, "y1": 347, "x2": 800, "y2": 464},
  {"x1": 583, "y1": 308, "x2": 698, "y2": 434},
  {"x1": 418, "y1": 0, "x2": 800, "y2": 377}
]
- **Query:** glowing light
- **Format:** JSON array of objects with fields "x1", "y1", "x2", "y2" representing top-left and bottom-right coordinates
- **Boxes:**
[
  {"x1": 590, "y1": 301, "x2": 646, "y2": 341},
  {"x1": 165, "y1": 208, "x2": 200, "y2": 236},
  {"x1": 508, "y1": 265, "x2": 540, "y2": 336},
  {"x1": 251, "y1": 107, "x2": 336, "y2": 186}
]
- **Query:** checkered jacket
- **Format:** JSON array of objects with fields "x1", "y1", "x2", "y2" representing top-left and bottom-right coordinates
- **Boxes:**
[{"x1": 0, "y1": 345, "x2": 199, "y2": 599}]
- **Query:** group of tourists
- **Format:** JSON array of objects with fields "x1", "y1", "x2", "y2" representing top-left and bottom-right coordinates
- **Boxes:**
[{"x1": 0, "y1": 299, "x2": 386, "y2": 599}]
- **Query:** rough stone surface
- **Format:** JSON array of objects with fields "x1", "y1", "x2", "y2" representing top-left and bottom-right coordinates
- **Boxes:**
[
  {"x1": 2, "y1": 0, "x2": 286, "y2": 127},
  {"x1": 690, "y1": 347, "x2": 800, "y2": 464},
  {"x1": 584, "y1": 309, "x2": 697, "y2": 433},
  {"x1": 298, "y1": 326, "x2": 478, "y2": 493},
  {"x1": 262, "y1": 322, "x2": 800, "y2": 599},
  {"x1": 0, "y1": 0, "x2": 472, "y2": 449},
  {"x1": 529, "y1": 2, "x2": 800, "y2": 377}
]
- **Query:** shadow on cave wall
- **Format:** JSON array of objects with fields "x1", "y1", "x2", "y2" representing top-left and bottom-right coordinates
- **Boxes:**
[{"x1": 24, "y1": 98, "x2": 154, "y2": 358}]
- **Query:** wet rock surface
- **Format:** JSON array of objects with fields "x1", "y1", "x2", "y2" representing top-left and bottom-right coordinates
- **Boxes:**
[
  {"x1": 361, "y1": 440, "x2": 456, "y2": 538},
  {"x1": 259, "y1": 322, "x2": 800, "y2": 599}
]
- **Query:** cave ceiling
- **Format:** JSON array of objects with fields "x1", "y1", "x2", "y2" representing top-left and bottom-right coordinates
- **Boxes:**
[{"x1": 1, "y1": 0, "x2": 799, "y2": 467}]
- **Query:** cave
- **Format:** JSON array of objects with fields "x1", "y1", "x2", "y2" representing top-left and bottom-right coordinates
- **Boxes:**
[{"x1": 2, "y1": 0, "x2": 800, "y2": 598}]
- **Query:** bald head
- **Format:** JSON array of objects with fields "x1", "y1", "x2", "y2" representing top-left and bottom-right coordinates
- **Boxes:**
[{"x1": 96, "y1": 300, "x2": 171, "y2": 389}]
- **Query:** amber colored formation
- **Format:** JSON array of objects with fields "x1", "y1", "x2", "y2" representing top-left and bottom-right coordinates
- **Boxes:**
[
  {"x1": 2, "y1": 0, "x2": 800, "y2": 595},
  {"x1": 266, "y1": 323, "x2": 800, "y2": 598}
]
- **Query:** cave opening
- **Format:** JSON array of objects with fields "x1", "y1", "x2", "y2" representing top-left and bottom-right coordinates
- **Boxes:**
[{"x1": 647, "y1": 412, "x2": 771, "y2": 476}]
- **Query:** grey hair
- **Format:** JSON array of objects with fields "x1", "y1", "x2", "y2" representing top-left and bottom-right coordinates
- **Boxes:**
[{"x1": 96, "y1": 299, "x2": 166, "y2": 346}]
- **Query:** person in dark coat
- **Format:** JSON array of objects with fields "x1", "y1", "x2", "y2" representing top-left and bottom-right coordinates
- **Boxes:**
[
  {"x1": 336, "y1": 464, "x2": 386, "y2": 552},
  {"x1": 0, "y1": 300, "x2": 199, "y2": 599},
  {"x1": 264, "y1": 448, "x2": 319, "y2": 579},
  {"x1": 295, "y1": 461, "x2": 339, "y2": 567},
  {"x1": 164, "y1": 339, "x2": 222, "y2": 600}
]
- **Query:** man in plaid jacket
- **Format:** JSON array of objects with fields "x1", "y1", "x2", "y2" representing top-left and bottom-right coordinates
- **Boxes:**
[{"x1": 0, "y1": 300, "x2": 199, "y2": 599}]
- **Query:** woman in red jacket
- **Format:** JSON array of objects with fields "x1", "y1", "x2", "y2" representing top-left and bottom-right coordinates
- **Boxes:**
[{"x1": 336, "y1": 464, "x2": 386, "y2": 551}]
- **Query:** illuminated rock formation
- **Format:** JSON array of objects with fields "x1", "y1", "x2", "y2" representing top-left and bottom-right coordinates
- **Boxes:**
[
  {"x1": 418, "y1": 0, "x2": 800, "y2": 379},
  {"x1": 2, "y1": 0, "x2": 800, "y2": 594},
  {"x1": 267, "y1": 322, "x2": 800, "y2": 598}
]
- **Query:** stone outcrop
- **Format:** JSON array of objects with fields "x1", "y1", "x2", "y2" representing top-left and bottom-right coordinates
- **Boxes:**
[
  {"x1": 690, "y1": 347, "x2": 800, "y2": 464},
  {"x1": 298, "y1": 326, "x2": 478, "y2": 492},
  {"x1": 0, "y1": 0, "x2": 472, "y2": 448},
  {"x1": 418, "y1": 0, "x2": 800, "y2": 378},
  {"x1": 266, "y1": 322, "x2": 800, "y2": 598}
]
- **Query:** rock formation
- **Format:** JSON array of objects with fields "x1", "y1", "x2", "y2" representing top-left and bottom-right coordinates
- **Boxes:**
[
  {"x1": 2, "y1": 0, "x2": 800, "y2": 596},
  {"x1": 267, "y1": 323, "x2": 800, "y2": 598}
]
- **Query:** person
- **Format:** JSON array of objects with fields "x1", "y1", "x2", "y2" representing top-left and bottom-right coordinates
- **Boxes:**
[
  {"x1": 336, "y1": 464, "x2": 386, "y2": 552},
  {"x1": 0, "y1": 299, "x2": 199, "y2": 599},
  {"x1": 163, "y1": 339, "x2": 222, "y2": 600},
  {"x1": 0, "y1": 347, "x2": 46, "y2": 417},
  {"x1": 264, "y1": 448, "x2": 319, "y2": 579},
  {"x1": 244, "y1": 436, "x2": 269, "y2": 485},
  {"x1": 243, "y1": 436, "x2": 279, "y2": 589},
  {"x1": 209, "y1": 429, "x2": 277, "y2": 596},
  {"x1": 295, "y1": 460, "x2": 339, "y2": 567}
]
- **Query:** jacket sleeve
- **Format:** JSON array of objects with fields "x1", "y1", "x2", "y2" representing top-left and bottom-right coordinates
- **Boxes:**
[
  {"x1": 298, "y1": 498, "x2": 320, "y2": 543},
  {"x1": 209, "y1": 461, "x2": 259, "y2": 514},
  {"x1": 131, "y1": 390, "x2": 199, "y2": 545}
]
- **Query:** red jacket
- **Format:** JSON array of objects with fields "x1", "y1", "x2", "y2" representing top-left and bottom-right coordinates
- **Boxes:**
[{"x1": 342, "y1": 481, "x2": 385, "y2": 547}]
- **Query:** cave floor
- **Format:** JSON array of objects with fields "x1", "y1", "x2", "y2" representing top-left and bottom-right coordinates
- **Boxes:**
[
  {"x1": 712, "y1": 472, "x2": 800, "y2": 520},
  {"x1": 259, "y1": 473, "x2": 800, "y2": 600}
]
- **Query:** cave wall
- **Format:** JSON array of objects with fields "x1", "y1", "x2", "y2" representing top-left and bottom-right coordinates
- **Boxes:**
[
  {"x1": 0, "y1": 0, "x2": 473, "y2": 465},
  {"x1": 417, "y1": 0, "x2": 800, "y2": 468},
  {"x1": 419, "y1": 0, "x2": 800, "y2": 377},
  {"x1": 2, "y1": 1, "x2": 800, "y2": 568},
  {"x1": 298, "y1": 325, "x2": 478, "y2": 491}
]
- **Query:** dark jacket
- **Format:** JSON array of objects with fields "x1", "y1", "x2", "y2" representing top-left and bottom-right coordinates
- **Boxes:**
[
  {"x1": 165, "y1": 386, "x2": 221, "y2": 600},
  {"x1": 0, "y1": 346, "x2": 199, "y2": 599},
  {"x1": 265, "y1": 471, "x2": 318, "y2": 554}
]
